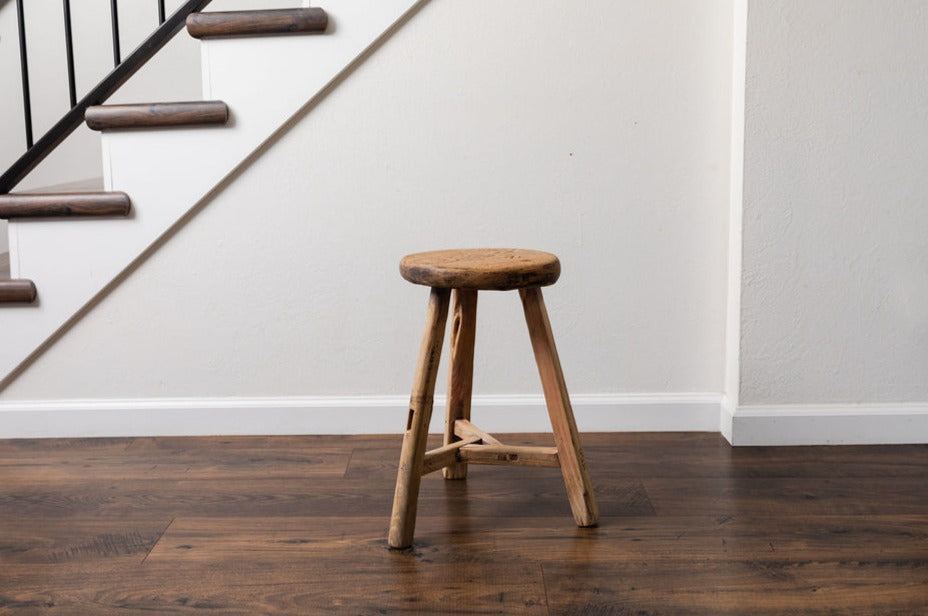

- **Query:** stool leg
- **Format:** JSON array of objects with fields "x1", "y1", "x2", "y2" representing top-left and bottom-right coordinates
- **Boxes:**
[
  {"x1": 389, "y1": 287, "x2": 451, "y2": 549},
  {"x1": 519, "y1": 287, "x2": 599, "y2": 527},
  {"x1": 443, "y1": 288, "x2": 478, "y2": 479}
]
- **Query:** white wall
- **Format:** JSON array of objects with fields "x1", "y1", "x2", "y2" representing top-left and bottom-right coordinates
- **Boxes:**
[
  {"x1": 4, "y1": 0, "x2": 926, "y2": 443},
  {"x1": 0, "y1": 1, "x2": 733, "y2": 414},
  {"x1": 740, "y1": 0, "x2": 928, "y2": 406}
]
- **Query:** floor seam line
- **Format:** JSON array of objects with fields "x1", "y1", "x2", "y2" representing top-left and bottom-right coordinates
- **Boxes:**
[
  {"x1": 343, "y1": 448, "x2": 356, "y2": 478},
  {"x1": 142, "y1": 516, "x2": 175, "y2": 564},
  {"x1": 540, "y1": 562, "x2": 552, "y2": 614}
]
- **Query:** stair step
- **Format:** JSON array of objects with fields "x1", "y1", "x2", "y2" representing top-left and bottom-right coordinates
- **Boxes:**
[
  {"x1": 0, "y1": 252, "x2": 9, "y2": 278},
  {"x1": 0, "y1": 192, "x2": 130, "y2": 219},
  {"x1": 0, "y1": 280, "x2": 37, "y2": 304},
  {"x1": 186, "y1": 8, "x2": 328, "y2": 39},
  {"x1": 85, "y1": 101, "x2": 229, "y2": 131}
]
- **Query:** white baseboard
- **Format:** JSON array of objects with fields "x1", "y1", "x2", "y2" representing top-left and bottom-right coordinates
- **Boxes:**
[
  {"x1": 0, "y1": 393, "x2": 722, "y2": 439},
  {"x1": 6, "y1": 395, "x2": 924, "y2": 444},
  {"x1": 727, "y1": 403, "x2": 928, "y2": 446},
  {"x1": 719, "y1": 396, "x2": 735, "y2": 444}
]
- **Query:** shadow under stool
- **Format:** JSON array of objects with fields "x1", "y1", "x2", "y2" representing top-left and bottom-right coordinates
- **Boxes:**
[{"x1": 388, "y1": 248, "x2": 599, "y2": 549}]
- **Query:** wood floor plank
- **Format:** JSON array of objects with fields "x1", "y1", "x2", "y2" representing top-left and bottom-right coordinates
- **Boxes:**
[
  {"x1": 142, "y1": 514, "x2": 928, "y2": 565},
  {"x1": 0, "y1": 436, "x2": 353, "y2": 484},
  {"x1": 0, "y1": 517, "x2": 170, "y2": 564},
  {"x1": 0, "y1": 559, "x2": 548, "y2": 615},
  {"x1": 582, "y1": 434, "x2": 928, "y2": 479},
  {"x1": 542, "y1": 559, "x2": 928, "y2": 615},
  {"x1": 644, "y1": 476, "x2": 928, "y2": 516},
  {"x1": 0, "y1": 437, "x2": 135, "y2": 458},
  {"x1": 0, "y1": 433, "x2": 925, "y2": 614},
  {"x1": 0, "y1": 472, "x2": 652, "y2": 519}
]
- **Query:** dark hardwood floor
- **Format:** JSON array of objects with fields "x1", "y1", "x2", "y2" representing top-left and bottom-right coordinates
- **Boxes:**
[{"x1": 0, "y1": 433, "x2": 925, "y2": 614}]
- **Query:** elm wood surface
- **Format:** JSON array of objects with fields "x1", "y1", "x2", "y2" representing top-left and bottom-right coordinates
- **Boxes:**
[
  {"x1": 0, "y1": 192, "x2": 130, "y2": 219},
  {"x1": 387, "y1": 287, "x2": 450, "y2": 549},
  {"x1": 458, "y1": 443, "x2": 560, "y2": 467},
  {"x1": 392, "y1": 248, "x2": 594, "y2": 548},
  {"x1": 85, "y1": 101, "x2": 229, "y2": 131},
  {"x1": 0, "y1": 279, "x2": 36, "y2": 303},
  {"x1": 186, "y1": 8, "x2": 328, "y2": 39},
  {"x1": 454, "y1": 418, "x2": 502, "y2": 445},
  {"x1": 443, "y1": 288, "x2": 477, "y2": 479},
  {"x1": 400, "y1": 248, "x2": 561, "y2": 290},
  {"x1": 0, "y1": 434, "x2": 926, "y2": 614},
  {"x1": 420, "y1": 436, "x2": 480, "y2": 475},
  {"x1": 521, "y1": 286, "x2": 599, "y2": 528}
]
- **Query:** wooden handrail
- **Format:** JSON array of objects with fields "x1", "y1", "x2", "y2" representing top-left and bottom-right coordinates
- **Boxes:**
[{"x1": 0, "y1": 0, "x2": 214, "y2": 194}]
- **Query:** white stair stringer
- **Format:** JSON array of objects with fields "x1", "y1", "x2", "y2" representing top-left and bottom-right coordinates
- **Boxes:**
[{"x1": 1, "y1": 0, "x2": 423, "y2": 387}]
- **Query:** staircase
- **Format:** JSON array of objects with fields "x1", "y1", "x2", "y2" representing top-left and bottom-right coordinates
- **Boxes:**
[{"x1": 0, "y1": 1, "x2": 422, "y2": 383}]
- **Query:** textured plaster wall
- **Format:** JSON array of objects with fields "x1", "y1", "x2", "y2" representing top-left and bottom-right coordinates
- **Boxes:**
[
  {"x1": 0, "y1": 0, "x2": 733, "y2": 401},
  {"x1": 740, "y1": 0, "x2": 928, "y2": 404}
]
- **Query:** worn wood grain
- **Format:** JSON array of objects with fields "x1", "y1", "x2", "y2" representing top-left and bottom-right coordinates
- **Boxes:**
[
  {"x1": 521, "y1": 286, "x2": 599, "y2": 527},
  {"x1": 643, "y1": 476, "x2": 928, "y2": 516},
  {"x1": 0, "y1": 279, "x2": 36, "y2": 303},
  {"x1": 85, "y1": 101, "x2": 228, "y2": 130},
  {"x1": 0, "y1": 517, "x2": 170, "y2": 564},
  {"x1": 400, "y1": 248, "x2": 561, "y2": 290},
  {"x1": 0, "y1": 434, "x2": 925, "y2": 614},
  {"x1": 421, "y1": 436, "x2": 480, "y2": 476},
  {"x1": 139, "y1": 514, "x2": 928, "y2": 565},
  {"x1": 186, "y1": 8, "x2": 328, "y2": 39},
  {"x1": 459, "y1": 443, "x2": 560, "y2": 468},
  {"x1": 388, "y1": 286, "x2": 450, "y2": 548},
  {"x1": 443, "y1": 288, "x2": 478, "y2": 479},
  {"x1": 0, "y1": 192, "x2": 130, "y2": 219},
  {"x1": 542, "y1": 560, "x2": 928, "y2": 615},
  {"x1": 454, "y1": 419, "x2": 502, "y2": 446}
]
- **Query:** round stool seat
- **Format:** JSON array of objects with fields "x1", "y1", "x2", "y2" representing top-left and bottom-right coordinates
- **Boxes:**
[{"x1": 400, "y1": 248, "x2": 561, "y2": 291}]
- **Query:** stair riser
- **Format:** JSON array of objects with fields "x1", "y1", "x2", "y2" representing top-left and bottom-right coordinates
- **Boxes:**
[
  {"x1": 86, "y1": 102, "x2": 229, "y2": 131},
  {"x1": 0, "y1": 193, "x2": 131, "y2": 219},
  {"x1": 187, "y1": 8, "x2": 328, "y2": 39}
]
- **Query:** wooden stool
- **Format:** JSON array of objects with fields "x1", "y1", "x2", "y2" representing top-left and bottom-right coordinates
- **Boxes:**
[{"x1": 388, "y1": 248, "x2": 599, "y2": 549}]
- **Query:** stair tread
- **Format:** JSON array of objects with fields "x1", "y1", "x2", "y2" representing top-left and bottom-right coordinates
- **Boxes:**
[
  {"x1": 0, "y1": 279, "x2": 36, "y2": 304},
  {"x1": 187, "y1": 7, "x2": 328, "y2": 39},
  {"x1": 0, "y1": 192, "x2": 131, "y2": 219},
  {"x1": 85, "y1": 101, "x2": 229, "y2": 131}
]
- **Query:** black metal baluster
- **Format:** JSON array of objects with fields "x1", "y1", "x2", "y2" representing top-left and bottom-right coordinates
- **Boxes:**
[
  {"x1": 15, "y1": 0, "x2": 33, "y2": 148},
  {"x1": 0, "y1": 0, "x2": 215, "y2": 193},
  {"x1": 158, "y1": 0, "x2": 166, "y2": 25},
  {"x1": 110, "y1": 0, "x2": 121, "y2": 66},
  {"x1": 63, "y1": 0, "x2": 77, "y2": 108}
]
